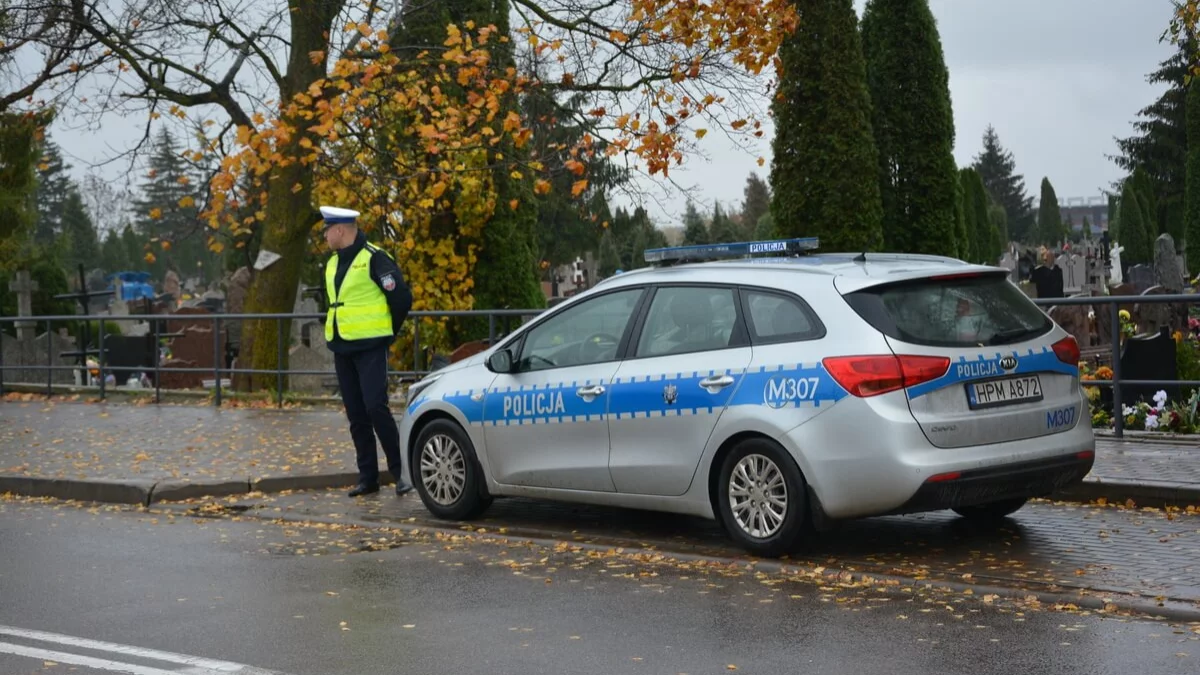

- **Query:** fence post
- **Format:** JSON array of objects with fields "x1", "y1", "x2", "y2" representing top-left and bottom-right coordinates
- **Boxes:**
[
  {"x1": 1110, "y1": 301, "x2": 1123, "y2": 439},
  {"x1": 46, "y1": 319, "x2": 52, "y2": 397},
  {"x1": 153, "y1": 318, "x2": 160, "y2": 404},
  {"x1": 412, "y1": 320, "x2": 422, "y2": 373},
  {"x1": 98, "y1": 319, "x2": 106, "y2": 401},
  {"x1": 213, "y1": 316, "x2": 222, "y2": 408},
  {"x1": 277, "y1": 319, "x2": 284, "y2": 408}
]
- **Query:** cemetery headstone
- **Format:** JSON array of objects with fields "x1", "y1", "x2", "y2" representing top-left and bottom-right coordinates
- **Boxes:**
[
  {"x1": 1055, "y1": 253, "x2": 1086, "y2": 295},
  {"x1": 287, "y1": 329, "x2": 335, "y2": 394},
  {"x1": 1048, "y1": 297, "x2": 1094, "y2": 348},
  {"x1": 1109, "y1": 327, "x2": 1178, "y2": 408},
  {"x1": 1154, "y1": 233, "x2": 1186, "y2": 293},
  {"x1": 1128, "y1": 264, "x2": 1155, "y2": 294},
  {"x1": 10, "y1": 271, "x2": 39, "y2": 341},
  {"x1": 163, "y1": 270, "x2": 181, "y2": 305}
]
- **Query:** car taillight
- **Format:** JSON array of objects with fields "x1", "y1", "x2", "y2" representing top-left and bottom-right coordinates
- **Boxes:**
[
  {"x1": 1052, "y1": 336, "x2": 1080, "y2": 365},
  {"x1": 822, "y1": 355, "x2": 950, "y2": 397}
]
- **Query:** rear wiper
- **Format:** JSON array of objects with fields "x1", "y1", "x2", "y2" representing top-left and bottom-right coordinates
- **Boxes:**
[{"x1": 988, "y1": 328, "x2": 1035, "y2": 345}]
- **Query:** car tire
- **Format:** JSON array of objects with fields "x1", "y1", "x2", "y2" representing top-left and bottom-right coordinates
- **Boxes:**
[
  {"x1": 412, "y1": 419, "x2": 492, "y2": 520},
  {"x1": 952, "y1": 497, "x2": 1028, "y2": 522},
  {"x1": 715, "y1": 438, "x2": 808, "y2": 558}
]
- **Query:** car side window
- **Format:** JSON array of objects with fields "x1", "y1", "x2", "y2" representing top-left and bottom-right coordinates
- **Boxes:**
[
  {"x1": 743, "y1": 290, "x2": 823, "y2": 343},
  {"x1": 518, "y1": 288, "x2": 644, "y2": 372},
  {"x1": 635, "y1": 286, "x2": 742, "y2": 358}
]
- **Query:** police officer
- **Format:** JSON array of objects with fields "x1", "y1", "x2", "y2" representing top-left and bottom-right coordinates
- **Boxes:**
[{"x1": 320, "y1": 206, "x2": 415, "y2": 497}]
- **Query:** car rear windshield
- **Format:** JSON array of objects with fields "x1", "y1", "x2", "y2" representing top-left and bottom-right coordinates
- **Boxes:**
[{"x1": 842, "y1": 272, "x2": 1053, "y2": 348}]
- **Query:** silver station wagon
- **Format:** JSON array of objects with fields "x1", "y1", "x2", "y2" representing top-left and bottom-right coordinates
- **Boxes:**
[{"x1": 400, "y1": 239, "x2": 1095, "y2": 556}]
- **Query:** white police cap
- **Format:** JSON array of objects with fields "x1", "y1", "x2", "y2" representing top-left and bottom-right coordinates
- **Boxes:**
[{"x1": 319, "y1": 205, "x2": 359, "y2": 229}]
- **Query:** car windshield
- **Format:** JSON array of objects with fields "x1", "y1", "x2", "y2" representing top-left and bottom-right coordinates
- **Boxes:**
[{"x1": 843, "y1": 273, "x2": 1053, "y2": 348}]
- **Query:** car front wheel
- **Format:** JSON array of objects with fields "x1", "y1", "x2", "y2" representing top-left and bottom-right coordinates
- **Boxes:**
[
  {"x1": 716, "y1": 438, "x2": 808, "y2": 558},
  {"x1": 412, "y1": 419, "x2": 491, "y2": 520}
]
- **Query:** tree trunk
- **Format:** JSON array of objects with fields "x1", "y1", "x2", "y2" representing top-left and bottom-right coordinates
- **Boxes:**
[{"x1": 238, "y1": 0, "x2": 343, "y2": 391}]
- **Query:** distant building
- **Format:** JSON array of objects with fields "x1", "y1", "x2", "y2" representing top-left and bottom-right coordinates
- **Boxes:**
[{"x1": 1032, "y1": 195, "x2": 1111, "y2": 234}]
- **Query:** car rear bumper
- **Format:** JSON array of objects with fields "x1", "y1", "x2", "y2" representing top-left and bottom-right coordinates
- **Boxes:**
[
  {"x1": 884, "y1": 451, "x2": 1095, "y2": 515},
  {"x1": 777, "y1": 392, "x2": 1096, "y2": 520}
]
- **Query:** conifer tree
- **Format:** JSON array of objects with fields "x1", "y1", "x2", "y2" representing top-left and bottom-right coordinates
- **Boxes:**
[
  {"x1": 770, "y1": 0, "x2": 883, "y2": 252},
  {"x1": 1119, "y1": 181, "x2": 1152, "y2": 266},
  {"x1": 1187, "y1": 77, "x2": 1200, "y2": 259},
  {"x1": 1036, "y1": 178, "x2": 1063, "y2": 246},
  {"x1": 682, "y1": 201, "x2": 708, "y2": 245},
  {"x1": 33, "y1": 140, "x2": 72, "y2": 247},
  {"x1": 1114, "y1": 32, "x2": 1192, "y2": 237},
  {"x1": 740, "y1": 173, "x2": 772, "y2": 240},
  {"x1": 101, "y1": 229, "x2": 128, "y2": 273},
  {"x1": 598, "y1": 230, "x2": 622, "y2": 277},
  {"x1": 861, "y1": 0, "x2": 957, "y2": 256},
  {"x1": 61, "y1": 189, "x2": 100, "y2": 274},
  {"x1": 132, "y1": 128, "x2": 210, "y2": 279},
  {"x1": 972, "y1": 126, "x2": 1034, "y2": 242},
  {"x1": 1082, "y1": 216, "x2": 1093, "y2": 240},
  {"x1": 953, "y1": 174, "x2": 969, "y2": 261},
  {"x1": 709, "y1": 202, "x2": 741, "y2": 244}
]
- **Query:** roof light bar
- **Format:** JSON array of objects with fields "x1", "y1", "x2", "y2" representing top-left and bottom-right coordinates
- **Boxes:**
[{"x1": 643, "y1": 237, "x2": 820, "y2": 265}]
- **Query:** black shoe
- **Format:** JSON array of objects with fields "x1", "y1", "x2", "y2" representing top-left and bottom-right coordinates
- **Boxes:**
[
  {"x1": 348, "y1": 483, "x2": 380, "y2": 497},
  {"x1": 394, "y1": 482, "x2": 414, "y2": 496}
]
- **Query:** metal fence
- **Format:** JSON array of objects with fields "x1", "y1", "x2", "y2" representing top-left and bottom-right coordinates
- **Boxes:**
[
  {"x1": 1, "y1": 294, "x2": 1198, "y2": 439},
  {"x1": 0, "y1": 309, "x2": 539, "y2": 408}
]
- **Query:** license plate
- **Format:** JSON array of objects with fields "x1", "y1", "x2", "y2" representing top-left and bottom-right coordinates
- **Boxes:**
[{"x1": 966, "y1": 375, "x2": 1043, "y2": 410}]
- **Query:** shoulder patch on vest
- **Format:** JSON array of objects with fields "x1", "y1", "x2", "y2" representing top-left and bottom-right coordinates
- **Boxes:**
[{"x1": 381, "y1": 273, "x2": 396, "y2": 291}]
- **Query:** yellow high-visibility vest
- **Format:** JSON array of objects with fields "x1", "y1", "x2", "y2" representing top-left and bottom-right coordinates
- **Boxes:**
[{"x1": 325, "y1": 246, "x2": 392, "y2": 341}]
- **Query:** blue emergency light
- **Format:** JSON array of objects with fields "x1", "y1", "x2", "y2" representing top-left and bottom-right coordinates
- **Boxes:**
[{"x1": 644, "y1": 237, "x2": 820, "y2": 265}]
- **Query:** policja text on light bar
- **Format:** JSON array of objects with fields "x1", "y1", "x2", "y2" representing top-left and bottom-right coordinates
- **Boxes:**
[{"x1": 643, "y1": 237, "x2": 821, "y2": 264}]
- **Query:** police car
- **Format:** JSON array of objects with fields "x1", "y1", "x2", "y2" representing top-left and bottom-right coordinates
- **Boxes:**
[{"x1": 399, "y1": 238, "x2": 1094, "y2": 557}]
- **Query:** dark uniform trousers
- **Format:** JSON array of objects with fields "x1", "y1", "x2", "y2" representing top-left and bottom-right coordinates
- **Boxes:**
[{"x1": 334, "y1": 344, "x2": 404, "y2": 486}]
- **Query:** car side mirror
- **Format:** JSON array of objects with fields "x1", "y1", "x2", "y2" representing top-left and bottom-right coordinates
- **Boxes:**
[{"x1": 486, "y1": 348, "x2": 515, "y2": 374}]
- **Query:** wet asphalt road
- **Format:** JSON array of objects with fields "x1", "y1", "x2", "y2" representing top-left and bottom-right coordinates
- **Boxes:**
[{"x1": 1, "y1": 498, "x2": 1197, "y2": 675}]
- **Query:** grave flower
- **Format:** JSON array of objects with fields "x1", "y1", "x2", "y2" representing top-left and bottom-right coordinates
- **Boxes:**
[
  {"x1": 1154, "y1": 390, "x2": 1168, "y2": 409},
  {"x1": 1144, "y1": 413, "x2": 1160, "y2": 431}
]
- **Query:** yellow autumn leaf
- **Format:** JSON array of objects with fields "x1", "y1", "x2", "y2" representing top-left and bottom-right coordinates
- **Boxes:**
[
  {"x1": 178, "y1": 196, "x2": 195, "y2": 208},
  {"x1": 533, "y1": 179, "x2": 551, "y2": 195},
  {"x1": 148, "y1": 207, "x2": 162, "y2": 220},
  {"x1": 695, "y1": 129, "x2": 708, "y2": 139},
  {"x1": 571, "y1": 179, "x2": 588, "y2": 197},
  {"x1": 144, "y1": 252, "x2": 156, "y2": 264}
]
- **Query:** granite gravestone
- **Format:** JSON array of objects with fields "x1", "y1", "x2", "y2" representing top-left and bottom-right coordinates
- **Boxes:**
[
  {"x1": 1128, "y1": 264, "x2": 1155, "y2": 294},
  {"x1": 287, "y1": 329, "x2": 335, "y2": 394}
]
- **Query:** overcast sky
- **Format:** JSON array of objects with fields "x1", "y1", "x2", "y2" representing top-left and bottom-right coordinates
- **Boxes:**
[{"x1": 44, "y1": 0, "x2": 1178, "y2": 231}]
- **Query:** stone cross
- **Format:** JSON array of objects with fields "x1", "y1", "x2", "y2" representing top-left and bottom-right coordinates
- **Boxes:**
[{"x1": 10, "y1": 270, "x2": 39, "y2": 341}]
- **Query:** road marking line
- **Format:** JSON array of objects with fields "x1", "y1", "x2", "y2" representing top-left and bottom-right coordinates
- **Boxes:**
[
  {"x1": 0, "y1": 625, "x2": 288, "y2": 674},
  {"x1": 0, "y1": 640, "x2": 182, "y2": 675}
]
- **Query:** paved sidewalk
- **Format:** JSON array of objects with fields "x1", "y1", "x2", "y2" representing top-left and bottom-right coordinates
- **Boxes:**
[{"x1": 1, "y1": 399, "x2": 1198, "y2": 506}]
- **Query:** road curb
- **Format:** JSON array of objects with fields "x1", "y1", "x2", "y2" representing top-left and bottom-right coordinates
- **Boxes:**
[
  {"x1": 0, "y1": 473, "x2": 364, "y2": 506},
  {"x1": 1056, "y1": 478, "x2": 1200, "y2": 508},
  {"x1": 149, "y1": 479, "x2": 252, "y2": 504},
  {"x1": 0, "y1": 471, "x2": 402, "y2": 506},
  {"x1": 0, "y1": 476, "x2": 157, "y2": 505}
]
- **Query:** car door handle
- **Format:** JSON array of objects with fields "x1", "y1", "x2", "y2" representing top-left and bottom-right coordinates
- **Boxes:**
[
  {"x1": 699, "y1": 375, "x2": 735, "y2": 393},
  {"x1": 576, "y1": 385, "x2": 606, "y2": 400}
]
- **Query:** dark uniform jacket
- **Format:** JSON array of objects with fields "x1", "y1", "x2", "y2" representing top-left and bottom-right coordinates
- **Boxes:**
[{"x1": 325, "y1": 231, "x2": 413, "y2": 354}]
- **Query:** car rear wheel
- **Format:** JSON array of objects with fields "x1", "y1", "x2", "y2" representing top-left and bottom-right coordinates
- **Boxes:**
[
  {"x1": 952, "y1": 497, "x2": 1028, "y2": 522},
  {"x1": 716, "y1": 438, "x2": 808, "y2": 557},
  {"x1": 413, "y1": 419, "x2": 491, "y2": 520}
]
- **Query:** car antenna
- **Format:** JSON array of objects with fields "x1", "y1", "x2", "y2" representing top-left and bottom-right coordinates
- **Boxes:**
[{"x1": 853, "y1": 251, "x2": 868, "y2": 263}]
